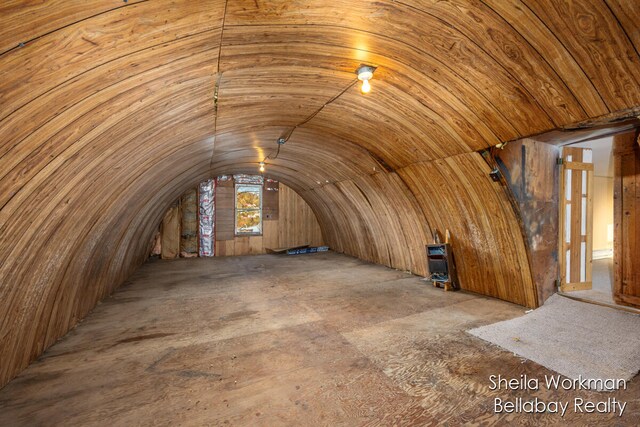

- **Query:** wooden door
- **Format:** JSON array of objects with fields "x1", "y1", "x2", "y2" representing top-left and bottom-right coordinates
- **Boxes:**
[
  {"x1": 559, "y1": 147, "x2": 594, "y2": 291},
  {"x1": 613, "y1": 130, "x2": 640, "y2": 308}
]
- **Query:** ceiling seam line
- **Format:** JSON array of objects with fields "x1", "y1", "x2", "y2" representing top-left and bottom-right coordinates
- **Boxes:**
[{"x1": 210, "y1": 0, "x2": 230, "y2": 169}]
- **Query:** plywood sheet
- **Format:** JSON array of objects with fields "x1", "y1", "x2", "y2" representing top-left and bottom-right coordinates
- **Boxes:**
[
  {"x1": 161, "y1": 203, "x2": 181, "y2": 260},
  {"x1": 180, "y1": 188, "x2": 198, "y2": 256}
]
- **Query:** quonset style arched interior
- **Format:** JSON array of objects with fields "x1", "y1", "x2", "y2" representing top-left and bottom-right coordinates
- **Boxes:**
[{"x1": 1, "y1": 0, "x2": 639, "y2": 387}]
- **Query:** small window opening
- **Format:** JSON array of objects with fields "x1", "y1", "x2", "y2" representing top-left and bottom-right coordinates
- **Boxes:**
[{"x1": 235, "y1": 184, "x2": 262, "y2": 235}]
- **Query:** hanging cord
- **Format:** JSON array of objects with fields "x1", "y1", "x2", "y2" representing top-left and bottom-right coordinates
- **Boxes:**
[
  {"x1": 264, "y1": 140, "x2": 282, "y2": 161},
  {"x1": 262, "y1": 78, "x2": 358, "y2": 163}
]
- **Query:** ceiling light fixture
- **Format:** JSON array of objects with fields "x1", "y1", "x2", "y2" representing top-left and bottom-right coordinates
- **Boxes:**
[
  {"x1": 356, "y1": 65, "x2": 376, "y2": 94},
  {"x1": 259, "y1": 161, "x2": 265, "y2": 173}
]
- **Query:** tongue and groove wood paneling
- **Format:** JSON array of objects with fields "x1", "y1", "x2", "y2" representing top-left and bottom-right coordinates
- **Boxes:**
[{"x1": 1, "y1": 0, "x2": 640, "y2": 388}]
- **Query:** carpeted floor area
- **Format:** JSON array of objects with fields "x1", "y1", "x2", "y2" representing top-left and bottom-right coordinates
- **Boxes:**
[{"x1": 468, "y1": 294, "x2": 640, "y2": 383}]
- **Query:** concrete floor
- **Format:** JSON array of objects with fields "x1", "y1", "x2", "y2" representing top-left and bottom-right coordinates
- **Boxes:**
[{"x1": 0, "y1": 253, "x2": 638, "y2": 426}]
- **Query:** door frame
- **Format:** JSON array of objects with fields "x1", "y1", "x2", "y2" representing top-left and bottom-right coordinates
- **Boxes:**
[{"x1": 558, "y1": 147, "x2": 594, "y2": 292}]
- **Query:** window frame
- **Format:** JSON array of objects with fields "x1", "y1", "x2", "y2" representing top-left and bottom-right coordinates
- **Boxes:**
[{"x1": 234, "y1": 183, "x2": 263, "y2": 236}]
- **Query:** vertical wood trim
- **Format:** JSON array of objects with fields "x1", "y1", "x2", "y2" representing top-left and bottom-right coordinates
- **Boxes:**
[
  {"x1": 613, "y1": 144, "x2": 623, "y2": 301},
  {"x1": 559, "y1": 159, "x2": 566, "y2": 286},
  {"x1": 569, "y1": 151, "x2": 581, "y2": 283},
  {"x1": 586, "y1": 168, "x2": 594, "y2": 283}
]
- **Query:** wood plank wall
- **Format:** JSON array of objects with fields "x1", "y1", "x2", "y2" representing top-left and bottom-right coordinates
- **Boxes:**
[
  {"x1": 278, "y1": 184, "x2": 324, "y2": 249},
  {"x1": 302, "y1": 172, "x2": 431, "y2": 278},
  {"x1": 180, "y1": 189, "x2": 198, "y2": 257},
  {"x1": 613, "y1": 130, "x2": 640, "y2": 308},
  {"x1": 215, "y1": 180, "x2": 324, "y2": 256}
]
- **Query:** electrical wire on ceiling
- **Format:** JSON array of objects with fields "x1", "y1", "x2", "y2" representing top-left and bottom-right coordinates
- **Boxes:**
[
  {"x1": 259, "y1": 64, "x2": 377, "y2": 173},
  {"x1": 259, "y1": 78, "x2": 358, "y2": 169}
]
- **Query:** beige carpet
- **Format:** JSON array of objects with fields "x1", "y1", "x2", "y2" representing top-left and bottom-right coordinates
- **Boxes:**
[{"x1": 468, "y1": 294, "x2": 640, "y2": 382}]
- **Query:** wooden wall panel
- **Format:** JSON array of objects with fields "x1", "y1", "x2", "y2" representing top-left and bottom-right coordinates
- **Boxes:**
[
  {"x1": 263, "y1": 181, "x2": 279, "y2": 221},
  {"x1": 213, "y1": 182, "x2": 324, "y2": 255},
  {"x1": 368, "y1": 173, "x2": 432, "y2": 276},
  {"x1": 262, "y1": 219, "x2": 280, "y2": 250},
  {"x1": 215, "y1": 180, "x2": 235, "y2": 241},
  {"x1": 0, "y1": 1, "x2": 221, "y2": 388},
  {"x1": 161, "y1": 202, "x2": 181, "y2": 259},
  {"x1": 180, "y1": 188, "x2": 198, "y2": 256},
  {"x1": 613, "y1": 130, "x2": 640, "y2": 308},
  {"x1": 278, "y1": 184, "x2": 324, "y2": 248}
]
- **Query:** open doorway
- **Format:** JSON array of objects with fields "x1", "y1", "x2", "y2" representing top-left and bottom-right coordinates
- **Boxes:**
[
  {"x1": 560, "y1": 137, "x2": 614, "y2": 304},
  {"x1": 559, "y1": 130, "x2": 640, "y2": 311}
]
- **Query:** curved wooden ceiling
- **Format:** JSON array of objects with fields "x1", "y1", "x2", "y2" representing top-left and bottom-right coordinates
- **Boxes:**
[{"x1": 1, "y1": 0, "x2": 639, "y2": 387}]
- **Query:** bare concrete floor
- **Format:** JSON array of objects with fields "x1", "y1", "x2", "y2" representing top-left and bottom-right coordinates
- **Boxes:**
[{"x1": 1, "y1": 253, "x2": 638, "y2": 426}]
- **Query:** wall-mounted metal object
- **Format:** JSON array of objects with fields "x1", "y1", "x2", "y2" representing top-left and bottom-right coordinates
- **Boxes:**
[{"x1": 489, "y1": 168, "x2": 502, "y2": 182}]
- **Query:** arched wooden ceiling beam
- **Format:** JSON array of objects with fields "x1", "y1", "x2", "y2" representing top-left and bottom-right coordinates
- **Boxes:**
[
  {"x1": 395, "y1": 0, "x2": 593, "y2": 120},
  {"x1": 215, "y1": 64, "x2": 497, "y2": 167},
  {"x1": 0, "y1": 59, "x2": 216, "y2": 220},
  {"x1": 0, "y1": 61, "x2": 217, "y2": 313},
  {"x1": 0, "y1": 103, "x2": 215, "y2": 328},
  {"x1": 42, "y1": 151, "x2": 213, "y2": 356},
  {"x1": 0, "y1": 66, "x2": 213, "y2": 230},
  {"x1": 211, "y1": 161, "x2": 344, "y2": 193},
  {"x1": 0, "y1": 109, "x2": 215, "y2": 383},
  {"x1": 211, "y1": 128, "x2": 380, "y2": 180},
  {"x1": 483, "y1": 0, "x2": 609, "y2": 115},
  {"x1": 0, "y1": 31, "x2": 219, "y2": 165}
]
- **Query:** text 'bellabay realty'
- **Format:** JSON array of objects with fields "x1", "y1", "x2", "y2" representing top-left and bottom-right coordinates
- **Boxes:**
[{"x1": 489, "y1": 375, "x2": 628, "y2": 417}]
